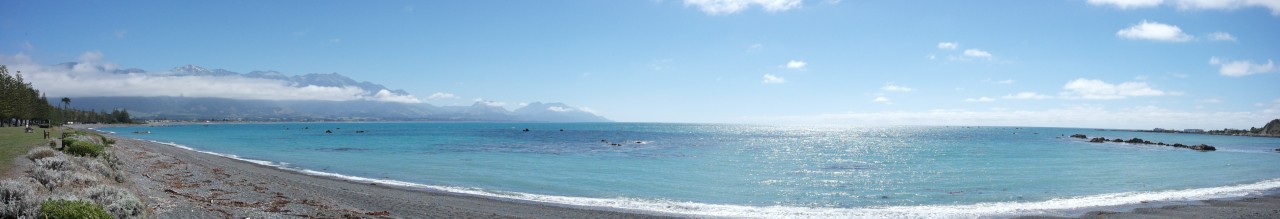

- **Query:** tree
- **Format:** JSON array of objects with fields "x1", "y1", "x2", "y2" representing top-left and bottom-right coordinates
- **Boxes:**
[{"x1": 61, "y1": 97, "x2": 70, "y2": 124}]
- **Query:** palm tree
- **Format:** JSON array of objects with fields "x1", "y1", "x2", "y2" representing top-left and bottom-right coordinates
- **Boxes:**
[{"x1": 61, "y1": 97, "x2": 70, "y2": 125}]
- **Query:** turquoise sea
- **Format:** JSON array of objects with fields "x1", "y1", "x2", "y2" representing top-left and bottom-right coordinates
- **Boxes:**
[{"x1": 99, "y1": 123, "x2": 1280, "y2": 218}]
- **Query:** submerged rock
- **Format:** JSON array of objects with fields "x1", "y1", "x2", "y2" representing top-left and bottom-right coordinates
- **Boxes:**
[{"x1": 1070, "y1": 134, "x2": 1088, "y2": 139}]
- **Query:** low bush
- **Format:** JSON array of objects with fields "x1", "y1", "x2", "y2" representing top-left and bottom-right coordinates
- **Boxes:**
[
  {"x1": 60, "y1": 137, "x2": 77, "y2": 150},
  {"x1": 26, "y1": 148, "x2": 60, "y2": 161},
  {"x1": 85, "y1": 158, "x2": 123, "y2": 183},
  {"x1": 30, "y1": 168, "x2": 98, "y2": 191},
  {"x1": 34, "y1": 156, "x2": 72, "y2": 172},
  {"x1": 100, "y1": 136, "x2": 115, "y2": 146},
  {"x1": 38, "y1": 200, "x2": 112, "y2": 219},
  {"x1": 64, "y1": 141, "x2": 104, "y2": 158},
  {"x1": 85, "y1": 186, "x2": 144, "y2": 219},
  {"x1": 1, "y1": 180, "x2": 42, "y2": 219}
]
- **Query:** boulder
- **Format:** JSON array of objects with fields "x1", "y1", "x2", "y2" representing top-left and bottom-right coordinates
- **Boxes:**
[
  {"x1": 1126, "y1": 138, "x2": 1145, "y2": 144},
  {"x1": 1171, "y1": 143, "x2": 1188, "y2": 148},
  {"x1": 1089, "y1": 137, "x2": 1107, "y2": 143},
  {"x1": 1111, "y1": 139, "x2": 1124, "y2": 143},
  {"x1": 1070, "y1": 134, "x2": 1088, "y2": 139},
  {"x1": 1190, "y1": 144, "x2": 1216, "y2": 151}
]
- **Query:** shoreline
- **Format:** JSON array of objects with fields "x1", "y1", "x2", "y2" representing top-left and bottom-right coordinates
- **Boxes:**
[
  {"x1": 91, "y1": 126, "x2": 677, "y2": 218},
  {"x1": 76, "y1": 124, "x2": 1280, "y2": 218}
]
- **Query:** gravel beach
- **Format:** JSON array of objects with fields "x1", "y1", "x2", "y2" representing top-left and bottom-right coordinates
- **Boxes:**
[{"x1": 102, "y1": 135, "x2": 676, "y2": 218}]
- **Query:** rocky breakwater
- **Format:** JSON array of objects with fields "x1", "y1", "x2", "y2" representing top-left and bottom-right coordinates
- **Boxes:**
[{"x1": 1070, "y1": 134, "x2": 1216, "y2": 151}]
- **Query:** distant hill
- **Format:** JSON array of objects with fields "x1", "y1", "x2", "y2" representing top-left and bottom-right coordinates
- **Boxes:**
[
  {"x1": 63, "y1": 96, "x2": 611, "y2": 122},
  {"x1": 50, "y1": 64, "x2": 611, "y2": 122}
]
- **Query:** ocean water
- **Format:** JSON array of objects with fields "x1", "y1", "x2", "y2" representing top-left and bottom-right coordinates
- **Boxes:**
[{"x1": 100, "y1": 123, "x2": 1280, "y2": 218}]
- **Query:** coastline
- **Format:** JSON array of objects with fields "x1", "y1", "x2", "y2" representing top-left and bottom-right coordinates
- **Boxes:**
[
  {"x1": 75, "y1": 124, "x2": 1280, "y2": 218},
  {"x1": 93, "y1": 127, "x2": 677, "y2": 218}
]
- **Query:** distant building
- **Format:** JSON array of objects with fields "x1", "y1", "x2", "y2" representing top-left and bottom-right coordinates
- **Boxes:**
[
  {"x1": 1184, "y1": 129, "x2": 1205, "y2": 133},
  {"x1": 1153, "y1": 128, "x2": 1169, "y2": 132}
]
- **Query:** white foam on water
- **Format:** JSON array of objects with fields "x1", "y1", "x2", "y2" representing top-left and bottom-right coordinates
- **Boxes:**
[
  {"x1": 86, "y1": 127, "x2": 116, "y2": 134},
  {"x1": 142, "y1": 139, "x2": 1280, "y2": 219}
]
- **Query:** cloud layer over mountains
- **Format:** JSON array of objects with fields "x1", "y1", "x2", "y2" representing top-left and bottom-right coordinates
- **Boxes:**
[{"x1": 2, "y1": 51, "x2": 422, "y2": 103}]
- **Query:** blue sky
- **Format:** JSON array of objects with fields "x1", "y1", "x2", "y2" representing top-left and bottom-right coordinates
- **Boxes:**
[{"x1": 1, "y1": 0, "x2": 1278, "y2": 129}]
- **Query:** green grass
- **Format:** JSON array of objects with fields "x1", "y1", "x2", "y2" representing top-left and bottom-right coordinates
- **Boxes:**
[{"x1": 1, "y1": 127, "x2": 60, "y2": 173}]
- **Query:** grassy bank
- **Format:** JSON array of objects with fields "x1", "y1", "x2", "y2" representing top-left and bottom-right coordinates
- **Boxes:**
[{"x1": 0, "y1": 127, "x2": 58, "y2": 175}]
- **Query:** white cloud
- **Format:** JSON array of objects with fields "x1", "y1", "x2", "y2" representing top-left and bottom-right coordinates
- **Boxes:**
[
  {"x1": 1086, "y1": 0, "x2": 1280, "y2": 15},
  {"x1": 880, "y1": 83, "x2": 915, "y2": 92},
  {"x1": 742, "y1": 105, "x2": 1280, "y2": 129},
  {"x1": 1061, "y1": 78, "x2": 1167, "y2": 100},
  {"x1": 1207, "y1": 32, "x2": 1238, "y2": 41},
  {"x1": 1174, "y1": 0, "x2": 1280, "y2": 15},
  {"x1": 761, "y1": 74, "x2": 786, "y2": 84},
  {"x1": 1003, "y1": 92, "x2": 1050, "y2": 100},
  {"x1": 329, "y1": 38, "x2": 342, "y2": 43},
  {"x1": 427, "y1": 92, "x2": 459, "y2": 100},
  {"x1": 1116, "y1": 20, "x2": 1193, "y2": 42},
  {"x1": 1, "y1": 51, "x2": 422, "y2": 104},
  {"x1": 1088, "y1": 0, "x2": 1166, "y2": 9},
  {"x1": 964, "y1": 97, "x2": 996, "y2": 102},
  {"x1": 963, "y1": 49, "x2": 992, "y2": 58},
  {"x1": 1210, "y1": 57, "x2": 1276, "y2": 77},
  {"x1": 474, "y1": 99, "x2": 507, "y2": 107},
  {"x1": 747, "y1": 43, "x2": 764, "y2": 52},
  {"x1": 114, "y1": 30, "x2": 128, "y2": 39},
  {"x1": 23, "y1": 41, "x2": 35, "y2": 50},
  {"x1": 873, "y1": 96, "x2": 891, "y2": 104},
  {"x1": 683, "y1": 0, "x2": 803, "y2": 15},
  {"x1": 1201, "y1": 97, "x2": 1223, "y2": 103},
  {"x1": 548, "y1": 106, "x2": 575, "y2": 112},
  {"x1": 785, "y1": 60, "x2": 807, "y2": 69},
  {"x1": 937, "y1": 42, "x2": 958, "y2": 50},
  {"x1": 370, "y1": 89, "x2": 423, "y2": 103}
]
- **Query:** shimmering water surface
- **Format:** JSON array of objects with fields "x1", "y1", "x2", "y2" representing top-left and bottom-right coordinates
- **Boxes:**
[{"x1": 101, "y1": 123, "x2": 1280, "y2": 217}]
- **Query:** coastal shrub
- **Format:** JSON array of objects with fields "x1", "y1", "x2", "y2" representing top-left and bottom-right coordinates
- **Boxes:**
[
  {"x1": 65, "y1": 141, "x2": 105, "y2": 157},
  {"x1": 85, "y1": 160, "x2": 114, "y2": 182},
  {"x1": 34, "y1": 156, "x2": 72, "y2": 172},
  {"x1": 85, "y1": 186, "x2": 144, "y2": 219},
  {"x1": 60, "y1": 137, "x2": 77, "y2": 150},
  {"x1": 26, "y1": 148, "x2": 60, "y2": 161},
  {"x1": 85, "y1": 157, "x2": 124, "y2": 183},
  {"x1": 29, "y1": 168, "x2": 98, "y2": 191},
  {"x1": 38, "y1": 200, "x2": 111, "y2": 219},
  {"x1": 1, "y1": 180, "x2": 41, "y2": 219},
  {"x1": 100, "y1": 136, "x2": 115, "y2": 146}
]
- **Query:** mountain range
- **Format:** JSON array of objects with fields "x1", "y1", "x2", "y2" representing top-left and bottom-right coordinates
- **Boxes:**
[{"x1": 54, "y1": 64, "x2": 610, "y2": 122}]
